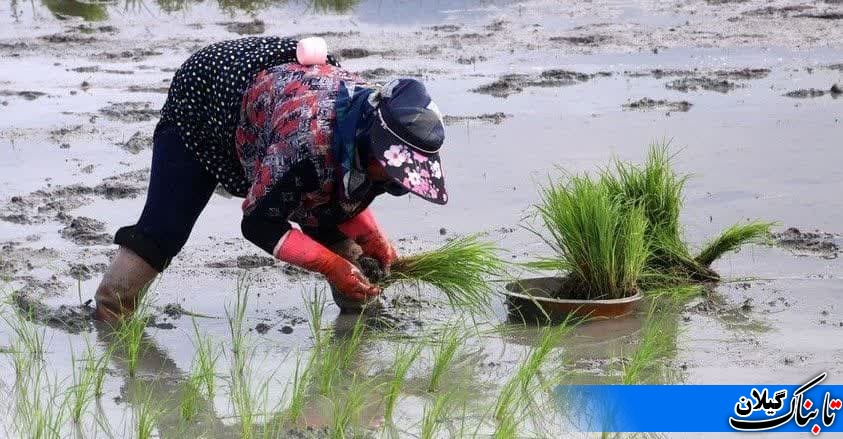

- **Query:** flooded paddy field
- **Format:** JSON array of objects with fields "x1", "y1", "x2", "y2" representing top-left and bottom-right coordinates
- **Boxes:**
[{"x1": 0, "y1": 0, "x2": 842, "y2": 436}]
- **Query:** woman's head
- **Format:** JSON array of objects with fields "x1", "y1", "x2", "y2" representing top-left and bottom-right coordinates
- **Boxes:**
[{"x1": 359, "y1": 79, "x2": 448, "y2": 204}]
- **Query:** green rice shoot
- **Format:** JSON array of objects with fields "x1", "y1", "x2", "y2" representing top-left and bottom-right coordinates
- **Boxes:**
[{"x1": 385, "y1": 235, "x2": 504, "y2": 311}]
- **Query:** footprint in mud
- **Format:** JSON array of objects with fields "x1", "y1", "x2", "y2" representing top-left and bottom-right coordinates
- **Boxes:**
[{"x1": 771, "y1": 227, "x2": 840, "y2": 259}]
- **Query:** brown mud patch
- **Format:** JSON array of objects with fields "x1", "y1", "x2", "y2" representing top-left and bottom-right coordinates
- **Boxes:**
[
  {"x1": 783, "y1": 86, "x2": 841, "y2": 98},
  {"x1": 119, "y1": 131, "x2": 152, "y2": 154},
  {"x1": 99, "y1": 101, "x2": 160, "y2": 123},
  {"x1": 443, "y1": 112, "x2": 511, "y2": 125},
  {"x1": 60, "y1": 216, "x2": 112, "y2": 246},
  {"x1": 771, "y1": 227, "x2": 839, "y2": 259},
  {"x1": 623, "y1": 98, "x2": 692, "y2": 112},
  {"x1": 205, "y1": 254, "x2": 276, "y2": 269},
  {"x1": 472, "y1": 70, "x2": 604, "y2": 98},
  {"x1": 666, "y1": 77, "x2": 741, "y2": 93},
  {"x1": 0, "y1": 170, "x2": 147, "y2": 225},
  {"x1": 0, "y1": 90, "x2": 48, "y2": 100},
  {"x1": 219, "y1": 19, "x2": 265, "y2": 35}
]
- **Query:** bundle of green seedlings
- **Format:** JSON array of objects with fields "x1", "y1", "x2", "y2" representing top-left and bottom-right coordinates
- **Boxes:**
[
  {"x1": 365, "y1": 234, "x2": 505, "y2": 311},
  {"x1": 530, "y1": 144, "x2": 772, "y2": 300}
]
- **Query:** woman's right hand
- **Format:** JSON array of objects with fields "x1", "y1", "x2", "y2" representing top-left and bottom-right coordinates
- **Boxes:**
[{"x1": 323, "y1": 257, "x2": 381, "y2": 302}]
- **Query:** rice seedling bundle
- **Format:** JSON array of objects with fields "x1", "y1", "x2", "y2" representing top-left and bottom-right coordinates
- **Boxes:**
[
  {"x1": 530, "y1": 175, "x2": 649, "y2": 300},
  {"x1": 380, "y1": 235, "x2": 504, "y2": 311}
]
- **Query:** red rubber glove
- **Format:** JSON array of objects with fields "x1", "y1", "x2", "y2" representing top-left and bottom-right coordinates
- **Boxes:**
[
  {"x1": 274, "y1": 229, "x2": 380, "y2": 301},
  {"x1": 337, "y1": 208, "x2": 397, "y2": 270}
]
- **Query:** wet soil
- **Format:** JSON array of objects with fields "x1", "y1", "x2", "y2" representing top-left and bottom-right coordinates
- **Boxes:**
[
  {"x1": 771, "y1": 227, "x2": 840, "y2": 259},
  {"x1": 2, "y1": 0, "x2": 843, "y2": 435}
]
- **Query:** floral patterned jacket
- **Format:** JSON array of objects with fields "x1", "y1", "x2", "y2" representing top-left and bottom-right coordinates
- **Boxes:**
[{"x1": 235, "y1": 63, "x2": 382, "y2": 253}]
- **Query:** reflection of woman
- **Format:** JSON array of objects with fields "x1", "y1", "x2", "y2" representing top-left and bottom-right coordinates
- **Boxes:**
[{"x1": 94, "y1": 37, "x2": 450, "y2": 321}]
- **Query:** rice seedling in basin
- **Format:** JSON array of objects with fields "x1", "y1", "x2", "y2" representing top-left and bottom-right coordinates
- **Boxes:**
[
  {"x1": 603, "y1": 144, "x2": 772, "y2": 283},
  {"x1": 383, "y1": 235, "x2": 505, "y2": 311},
  {"x1": 529, "y1": 174, "x2": 649, "y2": 300}
]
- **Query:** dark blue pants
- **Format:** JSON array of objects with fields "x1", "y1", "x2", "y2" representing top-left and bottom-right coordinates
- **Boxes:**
[{"x1": 115, "y1": 121, "x2": 218, "y2": 271}]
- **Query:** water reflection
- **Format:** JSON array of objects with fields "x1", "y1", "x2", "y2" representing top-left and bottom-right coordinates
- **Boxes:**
[{"x1": 38, "y1": 0, "x2": 360, "y2": 21}]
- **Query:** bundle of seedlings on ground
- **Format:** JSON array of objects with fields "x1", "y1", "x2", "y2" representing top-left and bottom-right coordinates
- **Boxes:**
[
  {"x1": 528, "y1": 174, "x2": 649, "y2": 300},
  {"x1": 374, "y1": 234, "x2": 505, "y2": 311},
  {"x1": 602, "y1": 144, "x2": 773, "y2": 285}
]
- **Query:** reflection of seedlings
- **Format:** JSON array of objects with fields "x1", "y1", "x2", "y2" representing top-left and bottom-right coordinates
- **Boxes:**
[
  {"x1": 385, "y1": 235, "x2": 504, "y2": 312},
  {"x1": 115, "y1": 293, "x2": 152, "y2": 377},
  {"x1": 179, "y1": 377, "x2": 201, "y2": 421},
  {"x1": 427, "y1": 325, "x2": 462, "y2": 393},
  {"x1": 313, "y1": 314, "x2": 366, "y2": 396},
  {"x1": 529, "y1": 173, "x2": 649, "y2": 299},
  {"x1": 622, "y1": 304, "x2": 676, "y2": 384},
  {"x1": 190, "y1": 318, "x2": 220, "y2": 400},
  {"x1": 68, "y1": 341, "x2": 110, "y2": 422},
  {"x1": 281, "y1": 354, "x2": 311, "y2": 425},
  {"x1": 4, "y1": 309, "x2": 46, "y2": 377},
  {"x1": 384, "y1": 343, "x2": 423, "y2": 422},
  {"x1": 134, "y1": 389, "x2": 162, "y2": 439},
  {"x1": 494, "y1": 321, "x2": 572, "y2": 430},
  {"x1": 226, "y1": 276, "x2": 265, "y2": 439},
  {"x1": 330, "y1": 375, "x2": 369, "y2": 438},
  {"x1": 420, "y1": 391, "x2": 452, "y2": 439},
  {"x1": 14, "y1": 367, "x2": 66, "y2": 439}
]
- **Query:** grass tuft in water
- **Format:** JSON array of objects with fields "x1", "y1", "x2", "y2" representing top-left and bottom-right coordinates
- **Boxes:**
[
  {"x1": 621, "y1": 303, "x2": 677, "y2": 385},
  {"x1": 67, "y1": 341, "x2": 109, "y2": 423},
  {"x1": 281, "y1": 353, "x2": 311, "y2": 425},
  {"x1": 113, "y1": 289, "x2": 152, "y2": 378},
  {"x1": 190, "y1": 318, "x2": 220, "y2": 400},
  {"x1": 385, "y1": 235, "x2": 504, "y2": 311},
  {"x1": 383, "y1": 343, "x2": 422, "y2": 423},
  {"x1": 179, "y1": 376, "x2": 202, "y2": 421},
  {"x1": 695, "y1": 221, "x2": 774, "y2": 267},
  {"x1": 419, "y1": 390, "x2": 452, "y2": 439},
  {"x1": 529, "y1": 174, "x2": 649, "y2": 299},
  {"x1": 329, "y1": 375, "x2": 370, "y2": 439},
  {"x1": 427, "y1": 324, "x2": 463, "y2": 393},
  {"x1": 134, "y1": 389, "x2": 162, "y2": 439}
]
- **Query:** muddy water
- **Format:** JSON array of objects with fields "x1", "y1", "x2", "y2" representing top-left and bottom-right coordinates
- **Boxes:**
[{"x1": 1, "y1": 0, "x2": 843, "y2": 436}]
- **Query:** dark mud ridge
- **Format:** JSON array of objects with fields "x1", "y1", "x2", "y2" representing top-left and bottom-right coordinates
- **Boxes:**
[
  {"x1": 623, "y1": 98, "x2": 692, "y2": 112},
  {"x1": 666, "y1": 77, "x2": 741, "y2": 93},
  {"x1": 443, "y1": 112, "x2": 511, "y2": 125},
  {"x1": 60, "y1": 216, "x2": 112, "y2": 246},
  {"x1": 1, "y1": 170, "x2": 147, "y2": 225},
  {"x1": 472, "y1": 69, "x2": 609, "y2": 98},
  {"x1": 120, "y1": 131, "x2": 152, "y2": 154},
  {"x1": 99, "y1": 101, "x2": 160, "y2": 123},
  {"x1": 784, "y1": 85, "x2": 842, "y2": 98},
  {"x1": 205, "y1": 254, "x2": 276, "y2": 269},
  {"x1": 219, "y1": 19, "x2": 265, "y2": 35},
  {"x1": 771, "y1": 227, "x2": 839, "y2": 259}
]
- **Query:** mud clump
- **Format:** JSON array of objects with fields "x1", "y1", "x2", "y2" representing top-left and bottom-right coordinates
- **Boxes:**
[
  {"x1": 549, "y1": 35, "x2": 610, "y2": 46},
  {"x1": 771, "y1": 227, "x2": 839, "y2": 259},
  {"x1": 472, "y1": 70, "x2": 595, "y2": 98},
  {"x1": 666, "y1": 77, "x2": 741, "y2": 93},
  {"x1": 60, "y1": 216, "x2": 112, "y2": 246},
  {"x1": 784, "y1": 88, "x2": 827, "y2": 98},
  {"x1": 67, "y1": 262, "x2": 108, "y2": 280},
  {"x1": 254, "y1": 322, "x2": 270, "y2": 334},
  {"x1": 338, "y1": 48, "x2": 373, "y2": 59},
  {"x1": 359, "y1": 256, "x2": 385, "y2": 284},
  {"x1": 443, "y1": 112, "x2": 511, "y2": 125},
  {"x1": 99, "y1": 101, "x2": 159, "y2": 123},
  {"x1": 237, "y1": 254, "x2": 275, "y2": 269},
  {"x1": 40, "y1": 33, "x2": 96, "y2": 44},
  {"x1": 744, "y1": 5, "x2": 814, "y2": 17},
  {"x1": 358, "y1": 68, "x2": 398, "y2": 81},
  {"x1": 0, "y1": 90, "x2": 47, "y2": 100},
  {"x1": 623, "y1": 98, "x2": 692, "y2": 112},
  {"x1": 794, "y1": 12, "x2": 843, "y2": 20},
  {"x1": 12, "y1": 293, "x2": 95, "y2": 334},
  {"x1": 120, "y1": 131, "x2": 152, "y2": 154},
  {"x1": 427, "y1": 24, "x2": 461, "y2": 32},
  {"x1": 221, "y1": 19, "x2": 265, "y2": 35},
  {"x1": 715, "y1": 68, "x2": 771, "y2": 80}
]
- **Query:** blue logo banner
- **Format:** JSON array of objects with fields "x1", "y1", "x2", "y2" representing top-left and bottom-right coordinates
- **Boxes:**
[{"x1": 554, "y1": 374, "x2": 843, "y2": 434}]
